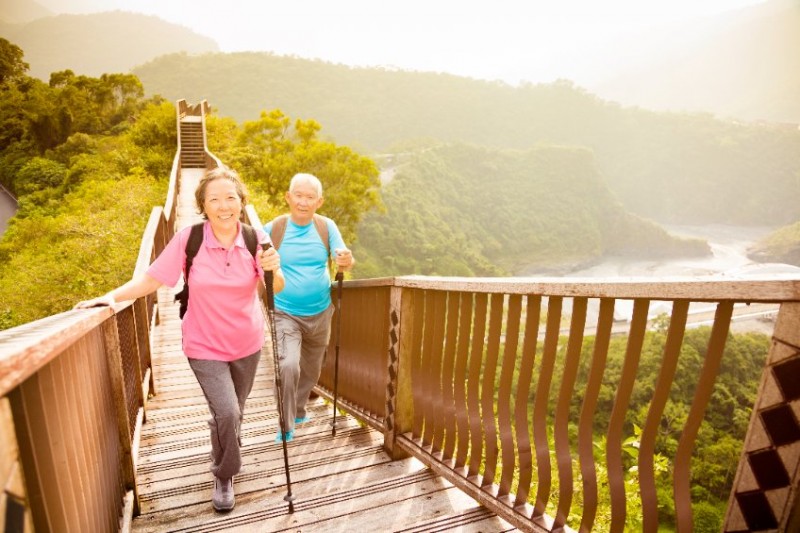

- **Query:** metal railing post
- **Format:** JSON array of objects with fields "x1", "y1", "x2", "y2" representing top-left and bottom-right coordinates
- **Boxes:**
[
  {"x1": 724, "y1": 302, "x2": 800, "y2": 532},
  {"x1": 102, "y1": 317, "x2": 141, "y2": 515},
  {"x1": 384, "y1": 286, "x2": 414, "y2": 459}
]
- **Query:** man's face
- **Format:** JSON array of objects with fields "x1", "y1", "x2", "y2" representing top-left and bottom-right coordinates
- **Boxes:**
[{"x1": 286, "y1": 182, "x2": 324, "y2": 225}]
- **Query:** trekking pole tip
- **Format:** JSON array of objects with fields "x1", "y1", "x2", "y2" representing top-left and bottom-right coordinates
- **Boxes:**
[{"x1": 284, "y1": 494, "x2": 296, "y2": 513}]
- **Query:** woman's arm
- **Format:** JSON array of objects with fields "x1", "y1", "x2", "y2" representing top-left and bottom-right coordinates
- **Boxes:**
[{"x1": 74, "y1": 273, "x2": 163, "y2": 309}]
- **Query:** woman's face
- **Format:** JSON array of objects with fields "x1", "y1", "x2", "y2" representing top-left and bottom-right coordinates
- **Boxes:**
[{"x1": 203, "y1": 178, "x2": 242, "y2": 232}]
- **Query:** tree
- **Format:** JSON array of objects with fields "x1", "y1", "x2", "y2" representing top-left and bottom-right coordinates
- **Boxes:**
[
  {"x1": 15, "y1": 157, "x2": 67, "y2": 195},
  {"x1": 0, "y1": 99, "x2": 172, "y2": 330},
  {"x1": 0, "y1": 38, "x2": 29, "y2": 85},
  {"x1": 214, "y1": 109, "x2": 382, "y2": 243}
]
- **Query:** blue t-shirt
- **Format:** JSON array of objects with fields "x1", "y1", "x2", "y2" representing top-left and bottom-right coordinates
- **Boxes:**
[{"x1": 264, "y1": 216, "x2": 346, "y2": 316}]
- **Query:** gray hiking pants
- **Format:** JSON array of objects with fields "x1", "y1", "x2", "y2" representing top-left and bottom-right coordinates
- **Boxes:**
[
  {"x1": 274, "y1": 305, "x2": 335, "y2": 432},
  {"x1": 188, "y1": 349, "x2": 261, "y2": 479}
]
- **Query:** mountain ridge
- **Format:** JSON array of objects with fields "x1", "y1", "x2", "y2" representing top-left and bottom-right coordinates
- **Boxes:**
[
  {"x1": 133, "y1": 52, "x2": 800, "y2": 229},
  {"x1": 0, "y1": 11, "x2": 218, "y2": 79}
]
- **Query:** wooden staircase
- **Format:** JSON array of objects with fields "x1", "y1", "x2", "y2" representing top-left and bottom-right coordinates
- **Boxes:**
[{"x1": 179, "y1": 119, "x2": 205, "y2": 169}]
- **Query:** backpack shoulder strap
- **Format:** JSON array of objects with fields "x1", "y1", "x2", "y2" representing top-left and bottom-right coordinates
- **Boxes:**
[
  {"x1": 184, "y1": 223, "x2": 205, "y2": 278},
  {"x1": 312, "y1": 214, "x2": 330, "y2": 256},
  {"x1": 175, "y1": 223, "x2": 204, "y2": 319},
  {"x1": 269, "y1": 215, "x2": 290, "y2": 250},
  {"x1": 270, "y1": 214, "x2": 330, "y2": 267},
  {"x1": 241, "y1": 223, "x2": 258, "y2": 257}
]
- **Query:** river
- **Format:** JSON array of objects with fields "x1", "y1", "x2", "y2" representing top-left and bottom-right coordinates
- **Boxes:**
[
  {"x1": 562, "y1": 224, "x2": 800, "y2": 279},
  {"x1": 550, "y1": 224, "x2": 797, "y2": 332}
]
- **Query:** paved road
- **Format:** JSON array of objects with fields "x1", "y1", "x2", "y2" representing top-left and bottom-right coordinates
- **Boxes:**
[
  {"x1": 554, "y1": 301, "x2": 779, "y2": 339},
  {"x1": 0, "y1": 185, "x2": 18, "y2": 236}
]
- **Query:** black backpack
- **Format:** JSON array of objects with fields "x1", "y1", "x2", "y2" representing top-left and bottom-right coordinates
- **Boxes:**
[{"x1": 174, "y1": 223, "x2": 259, "y2": 319}]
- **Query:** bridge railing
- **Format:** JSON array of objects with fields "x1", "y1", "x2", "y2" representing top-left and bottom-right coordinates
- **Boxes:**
[
  {"x1": 0, "y1": 207, "x2": 173, "y2": 531},
  {"x1": 0, "y1": 100, "x2": 189, "y2": 531},
  {"x1": 315, "y1": 275, "x2": 800, "y2": 532}
]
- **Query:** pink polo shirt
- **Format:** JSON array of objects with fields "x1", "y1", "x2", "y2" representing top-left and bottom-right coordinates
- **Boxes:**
[{"x1": 147, "y1": 222, "x2": 269, "y2": 362}]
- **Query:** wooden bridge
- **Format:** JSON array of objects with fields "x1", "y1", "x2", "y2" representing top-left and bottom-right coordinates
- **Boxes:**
[{"x1": 2, "y1": 100, "x2": 800, "y2": 532}]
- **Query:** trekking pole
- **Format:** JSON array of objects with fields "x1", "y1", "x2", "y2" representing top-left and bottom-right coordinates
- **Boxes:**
[
  {"x1": 331, "y1": 270, "x2": 344, "y2": 437},
  {"x1": 261, "y1": 242, "x2": 295, "y2": 513}
]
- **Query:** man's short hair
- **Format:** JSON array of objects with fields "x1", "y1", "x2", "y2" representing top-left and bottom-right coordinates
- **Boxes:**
[{"x1": 289, "y1": 173, "x2": 323, "y2": 197}]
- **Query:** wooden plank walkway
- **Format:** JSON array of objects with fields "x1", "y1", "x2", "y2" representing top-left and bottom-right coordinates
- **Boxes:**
[{"x1": 130, "y1": 168, "x2": 517, "y2": 532}]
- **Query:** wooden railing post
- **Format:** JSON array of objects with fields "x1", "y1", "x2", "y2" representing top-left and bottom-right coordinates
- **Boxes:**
[
  {"x1": 102, "y1": 317, "x2": 141, "y2": 515},
  {"x1": 724, "y1": 302, "x2": 800, "y2": 532},
  {"x1": 384, "y1": 286, "x2": 414, "y2": 459},
  {"x1": 132, "y1": 298, "x2": 152, "y2": 419}
]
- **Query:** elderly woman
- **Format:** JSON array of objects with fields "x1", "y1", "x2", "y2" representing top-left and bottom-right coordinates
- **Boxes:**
[{"x1": 76, "y1": 167, "x2": 283, "y2": 513}]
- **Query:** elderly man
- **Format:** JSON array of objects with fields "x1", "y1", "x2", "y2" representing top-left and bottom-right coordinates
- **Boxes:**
[{"x1": 264, "y1": 173, "x2": 354, "y2": 442}]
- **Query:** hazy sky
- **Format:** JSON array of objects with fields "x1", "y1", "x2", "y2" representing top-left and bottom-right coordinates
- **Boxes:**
[{"x1": 41, "y1": 0, "x2": 767, "y2": 86}]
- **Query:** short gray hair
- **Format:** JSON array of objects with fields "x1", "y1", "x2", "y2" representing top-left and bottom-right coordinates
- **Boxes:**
[{"x1": 289, "y1": 173, "x2": 323, "y2": 197}]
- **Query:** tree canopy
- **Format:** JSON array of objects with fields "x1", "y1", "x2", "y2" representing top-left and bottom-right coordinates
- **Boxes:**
[
  {"x1": 354, "y1": 143, "x2": 709, "y2": 277},
  {"x1": 0, "y1": 41, "x2": 383, "y2": 327},
  {"x1": 206, "y1": 109, "x2": 382, "y2": 244}
]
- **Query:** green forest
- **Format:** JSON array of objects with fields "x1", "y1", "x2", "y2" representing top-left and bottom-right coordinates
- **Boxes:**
[
  {"x1": 0, "y1": 36, "x2": 778, "y2": 532},
  {"x1": 354, "y1": 143, "x2": 707, "y2": 277},
  {"x1": 0, "y1": 39, "x2": 381, "y2": 328}
]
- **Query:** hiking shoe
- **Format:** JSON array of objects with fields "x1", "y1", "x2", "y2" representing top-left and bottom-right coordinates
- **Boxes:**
[
  {"x1": 212, "y1": 476, "x2": 235, "y2": 512},
  {"x1": 275, "y1": 429, "x2": 294, "y2": 443},
  {"x1": 295, "y1": 414, "x2": 311, "y2": 425}
]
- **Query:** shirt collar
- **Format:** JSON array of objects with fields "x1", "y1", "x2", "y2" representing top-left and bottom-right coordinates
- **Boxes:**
[{"x1": 203, "y1": 220, "x2": 246, "y2": 250}]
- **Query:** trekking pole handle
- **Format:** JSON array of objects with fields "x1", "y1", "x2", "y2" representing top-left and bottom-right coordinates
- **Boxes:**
[{"x1": 261, "y1": 242, "x2": 276, "y2": 311}]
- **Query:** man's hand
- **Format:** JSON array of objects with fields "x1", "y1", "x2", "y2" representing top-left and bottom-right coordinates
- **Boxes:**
[{"x1": 335, "y1": 248, "x2": 354, "y2": 271}]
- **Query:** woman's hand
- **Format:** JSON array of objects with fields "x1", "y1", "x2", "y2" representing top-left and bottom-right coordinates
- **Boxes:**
[
  {"x1": 73, "y1": 273, "x2": 162, "y2": 310},
  {"x1": 74, "y1": 294, "x2": 116, "y2": 309},
  {"x1": 260, "y1": 246, "x2": 281, "y2": 272}
]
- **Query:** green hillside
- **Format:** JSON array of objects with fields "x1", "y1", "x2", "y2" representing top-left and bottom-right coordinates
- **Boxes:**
[
  {"x1": 354, "y1": 143, "x2": 708, "y2": 277},
  {"x1": 0, "y1": 11, "x2": 218, "y2": 80},
  {"x1": 133, "y1": 52, "x2": 800, "y2": 228},
  {"x1": 748, "y1": 221, "x2": 800, "y2": 266}
]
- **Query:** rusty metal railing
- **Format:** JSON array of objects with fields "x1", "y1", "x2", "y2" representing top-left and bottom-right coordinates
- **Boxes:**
[{"x1": 317, "y1": 275, "x2": 800, "y2": 532}]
